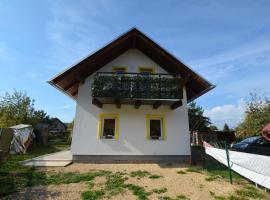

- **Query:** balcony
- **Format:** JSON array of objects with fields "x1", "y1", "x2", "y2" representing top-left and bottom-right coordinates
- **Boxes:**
[{"x1": 91, "y1": 72, "x2": 183, "y2": 109}]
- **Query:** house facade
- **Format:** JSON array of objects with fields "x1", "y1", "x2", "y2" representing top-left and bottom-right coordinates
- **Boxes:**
[{"x1": 49, "y1": 28, "x2": 214, "y2": 162}]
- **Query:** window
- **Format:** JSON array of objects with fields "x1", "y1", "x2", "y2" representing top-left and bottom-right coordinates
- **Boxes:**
[
  {"x1": 146, "y1": 115, "x2": 166, "y2": 140},
  {"x1": 112, "y1": 66, "x2": 127, "y2": 74},
  {"x1": 102, "y1": 119, "x2": 115, "y2": 139},
  {"x1": 98, "y1": 114, "x2": 119, "y2": 139},
  {"x1": 138, "y1": 67, "x2": 155, "y2": 76},
  {"x1": 150, "y1": 119, "x2": 162, "y2": 139},
  {"x1": 251, "y1": 137, "x2": 270, "y2": 147}
]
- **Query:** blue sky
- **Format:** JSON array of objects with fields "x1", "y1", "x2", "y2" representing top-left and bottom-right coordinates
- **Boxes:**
[{"x1": 0, "y1": 0, "x2": 270, "y2": 128}]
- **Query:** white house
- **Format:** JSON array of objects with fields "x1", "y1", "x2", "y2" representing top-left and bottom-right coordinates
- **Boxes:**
[{"x1": 49, "y1": 28, "x2": 214, "y2": 162}]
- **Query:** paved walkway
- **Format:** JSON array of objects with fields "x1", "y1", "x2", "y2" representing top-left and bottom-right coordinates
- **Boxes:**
[{"x1": 21, "y1": 150, "x2": 72, "y2": 167}]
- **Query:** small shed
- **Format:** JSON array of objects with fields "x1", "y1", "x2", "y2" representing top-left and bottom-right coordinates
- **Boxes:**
[
  {"x1": 192, "y1": 130, "x2": 236, "y2": 146},
  {"x1": 9, "y1": 124, "x2": 35, "y2": 154},
  {"x1": 49, "y1": 118, "x2": 67, "y2": 135},
  {"x1": 36, "y1": 118, "x2": 68, "y2": 137}
]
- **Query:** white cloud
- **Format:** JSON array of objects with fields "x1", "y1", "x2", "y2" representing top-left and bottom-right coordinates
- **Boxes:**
[{"x1": 204, "y1": 99, "x2": 246, "y2": 129}]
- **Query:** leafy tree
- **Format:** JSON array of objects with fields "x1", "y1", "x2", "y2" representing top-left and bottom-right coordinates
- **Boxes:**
[
  {"x1": 209, "y1": 125, "x2": 218, "y2": 131},
  {"x1": 188, "y1": 102, "x2": 211, "y2": 131},
  {"x1": 67, "y1": 119, "x2": 74, "y2": 131},
  {"x1": 31, "y1": 110, "x2": 51, "y2": 125},
  {"x1": 223, "y1": 123, "x2": 230, "y2": 132},
  {"x1": 67, "y1": 119, "x2": 74, "y2": 144},
  {"x1": 0, "y1": 90, "x2": 50, "y2": 127},
  {"x1": 236, "y1": 92, "x2": 270, "y2": 138}
]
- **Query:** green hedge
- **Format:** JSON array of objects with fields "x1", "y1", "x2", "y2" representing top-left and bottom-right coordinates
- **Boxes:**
[{"x1": 91, "y1": 74, "x2": 183, "y2": 99}]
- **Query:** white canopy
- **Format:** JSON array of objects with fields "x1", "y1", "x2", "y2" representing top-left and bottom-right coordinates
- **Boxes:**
[
  {"x1": 10, "y1": 124, "x2": 32, "y2": 129},
  {"x1": 9, "y1": 124, "x2": 34, "y2": 154}
]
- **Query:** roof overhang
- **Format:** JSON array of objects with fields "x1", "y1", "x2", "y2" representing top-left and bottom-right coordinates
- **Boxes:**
[{"x1": 48, "y1": 28, "x2": 215, "y2": 102}]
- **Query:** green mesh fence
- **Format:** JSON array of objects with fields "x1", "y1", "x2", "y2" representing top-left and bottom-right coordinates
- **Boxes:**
[{"x1": 91, "y1": 72, "x2": 183, "y2": 99}]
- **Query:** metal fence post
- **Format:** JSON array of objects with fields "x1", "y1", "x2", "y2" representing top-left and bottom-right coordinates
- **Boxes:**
[{"x1": 225, "y1": 142, "x2": 233, "y2": 184}]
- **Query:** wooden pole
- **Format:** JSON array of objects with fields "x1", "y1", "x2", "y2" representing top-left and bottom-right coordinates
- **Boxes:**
[
  {"x1": 225, "y1": 142, "x2": 233, "y2": 184},
  {"x1": 42, "y1": 128, "x2": 49, "y2": 146}
]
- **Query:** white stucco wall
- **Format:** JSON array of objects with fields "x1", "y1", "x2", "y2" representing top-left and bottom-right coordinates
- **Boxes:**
[{"x1": 71, "y1": 49, "x2": 190, "y2": 156}]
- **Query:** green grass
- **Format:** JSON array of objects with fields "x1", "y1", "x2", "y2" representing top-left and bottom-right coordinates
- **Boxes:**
[
  {"x1": 0, "y1": 170, "x2": 137, "y2": 200},
  {"x1": 1, "y1": 145, "x2": 154, "y2": 200},
  {"x1": 81, "y1": 190, "x2": 105, "y2": 200},
  {"x1": 149, "y1": 174, "x2": 163, "y2": 179},
  {"x1": 176, "y1": 194, "x2": 190, "y2": 200},
  {"x1": 0, "y1": 138, "x2": 70, "y2": 197},
  {"x1": 210, "y1": 192, "x2": 226, "y2": 200},
  {"x1": 82, "y1": 171, "x2": 152, "y2": 200},
  {"x1": 205, "y1": 175, "x2": 222, "y2": 182},
  {"x1": 124, "y1": 184, "x2": 151, "y2": 200},
  {"x1": 159, "y1": 195, "x2": 190, "y2": 200},
  {"x1": 152, "y1": 187, "x2": 167, "y2": 194},
  {"x1": 104, "y1": 173, "x2": 127, "y2": 195},
  {"x1": 213, "y1": 196, "x2": 226, "y2": 200},
  {"x1": 186, "y1": 167, "x2": 202, "y2": 173},
  {"x1": 236, "y1": 185, "x2": 265, "y2": 199},
  {"x1": 45, "y1": 171, "x2": 111, "y2": 185},
  {"x1": 1, "y1": 140, "x2": 269, "y2": 200},
  {"x1": 187, "y1": 154, "x2": 245, "y2": 184},
  {"x1": 203, "y1": 160, "x2": 270, "y2": 199},
  {"x1": 177, "y1": 170, "x2": 187, "y2": 175},
  {"x1": 104, "y1": 172, "x2": 151, "y2": 200},
  {"x1": 0, "y1": 138, "x2": 70, "y2": 174},
  {"x1": 227, "y1": 195, "x2": 242, "y2": 200},
  {"x1": 0, "y1": 170, "x2": 111, "y2": 197},
  {"x1": 209, "y1": 185, "x2": 266, "y2": 200},
  {"x1": 204, "y1": 155, "x2": 244, "y2": 183},
  {"x1": 130, "y1": 170, "x2": 151, "y2": 178},
  {"x1": 209, "y1": 191, "x2": 215, "y2": 196},
  {"x1": 159, "y1": 196, "x2": 173, "y2": 200},
  {"x1": 129, "y1": 170, "x2": 162, "y2": 180}
]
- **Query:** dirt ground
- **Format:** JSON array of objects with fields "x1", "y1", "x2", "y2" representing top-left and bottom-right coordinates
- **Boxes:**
[
  {"x1": 7, "y1": 162, "x2": 266, "y2": 200},
  {"x1": 8, "y1": 183, "x2": 88, "y2": 200}
]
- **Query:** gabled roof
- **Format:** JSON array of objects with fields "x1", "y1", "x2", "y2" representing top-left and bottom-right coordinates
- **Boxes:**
[
  {"x1": 51, "y1": 118, "x2": 67, "y2": 129},
  {"x1": 48, "y1": 28, "x2": 214, "y2": 102}
]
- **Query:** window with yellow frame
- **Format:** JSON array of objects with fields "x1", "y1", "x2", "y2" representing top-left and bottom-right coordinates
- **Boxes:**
[
  {"x1": 138, "y1": 67, "x2": 155, "y2": 76},
  {"x1": 112, "y1": 66, "x2": 128, "y2": 74},
  {"x1": 146, "y1": 115, "x2": 166, "y2": 140},
  {"x1": 98, "y1": 114, "x2": 119, "y2": 140}
]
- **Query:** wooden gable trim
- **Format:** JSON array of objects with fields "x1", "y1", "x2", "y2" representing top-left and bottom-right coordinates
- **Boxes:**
[{"x1": 49, "y1": 28, "x2": 214, "y2": 102}]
